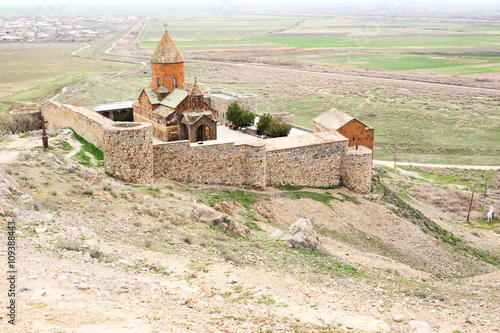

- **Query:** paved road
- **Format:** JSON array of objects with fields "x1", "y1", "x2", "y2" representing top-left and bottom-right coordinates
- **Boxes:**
[{"x1": 374, "y1": 160, "x2": 500, "y2": 171}]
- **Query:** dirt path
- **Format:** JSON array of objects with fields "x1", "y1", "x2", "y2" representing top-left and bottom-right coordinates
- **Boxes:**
[
  {"x1": 71, "y1": 43, "x2": 90, "y2": 56},
  {"x1": 105, "y1": 22, "x2": 144, "y2": 56},
  {"x1": 64, "y1": 131, "x2": 83, "y2": 159},
  {"x1": 0, "y1": 129, "x2": 82, "y2": 163}
]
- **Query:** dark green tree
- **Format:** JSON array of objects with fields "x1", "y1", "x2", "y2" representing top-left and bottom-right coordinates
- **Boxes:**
[
  {"x1": 226, "y1": 101, "x2": 241, "y2": 124},
  {"x1": 226, "y1": 102, "x2": 255, "y2": 127},
  {"x1": 256, "y1": 113, "x2": 273, "y2": 134},
  {"x1": 264, "y1": 119, "x2": 292, "y2": 138}
]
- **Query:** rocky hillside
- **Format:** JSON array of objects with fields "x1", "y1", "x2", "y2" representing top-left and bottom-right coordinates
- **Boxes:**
[{"x1": 0, "y1": 130, "x2": 499, "y2": 332}]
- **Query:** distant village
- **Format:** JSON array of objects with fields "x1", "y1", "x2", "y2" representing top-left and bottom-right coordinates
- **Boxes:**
[{"x1": 0, "y1": 15, "x2": 137, "y2": 43}]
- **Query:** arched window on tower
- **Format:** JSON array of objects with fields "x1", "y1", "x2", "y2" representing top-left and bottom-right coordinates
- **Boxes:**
[
  {"x1": 157, "y1": 77, "x2": 161, "y2": 87},
  {"x1": 173, "y1": 77, "x2": 177, "y2": 88}
]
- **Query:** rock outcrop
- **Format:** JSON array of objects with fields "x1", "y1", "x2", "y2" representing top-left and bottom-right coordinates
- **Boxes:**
[
  {"x1": 282, "y1": 218, "x2": 322, "y2": 251},
  {"x1": 194, "y1": 205, "x2": 252, "y2": 238}
]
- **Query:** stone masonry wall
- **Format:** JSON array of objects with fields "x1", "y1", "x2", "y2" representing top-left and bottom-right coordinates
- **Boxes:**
[
  {"x1": 10, "y1": 108, "x2": 42, "y2": 131},
  {"x1": 266, "y1": 140, "x2": 347, "y2": 188},
  {"x1": 271, "y1": 112, "x2": 294, "y2": 124},
  {"x1": 39, "y1": 100, "x2": 372, "y2": 194},
  {"x1": 153, "y1": 140, "x2": 266, "y2": 189},
  {"x1": 208, "y1": 91, "x2": 258, "y2": 125},
  {"x1": 41, "y1": 101, "x2": 113, "y2": 150},
  {"x1": 103, "y1": 122, "x2": 153, "y2": 184},
  {"x1": 341, "y1": 146, "x2": 372, "y2": 194}
]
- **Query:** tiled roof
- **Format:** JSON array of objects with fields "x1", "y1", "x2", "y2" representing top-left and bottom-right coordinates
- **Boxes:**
[
  {"x1": 156, "y1": 85, "x2": 170, "y2": 94},
  {"x1": 144, "y1": 88, "x2": 160, "y2": 105},
  {"x1": 160, "y1": 88, "x2": 188, "y2": 109},
  {"x1": 265, "y1": 131, "x2": 348, "y2": 151},
  {"x1": 151, "y1": 31, "x2": 184, "y2": 64},
  {"x1": 182, "y1": 110, "x2": 213, "y2": 125},
  {"x1": 313, "y1": 108, "x2": 354, "y2": 130},
  {"x1": 152, "y1": 105, "x2": 174, "y2": 118},
  {"x1": 189, "y1": 80, "x2": 203, "y2": 96}
]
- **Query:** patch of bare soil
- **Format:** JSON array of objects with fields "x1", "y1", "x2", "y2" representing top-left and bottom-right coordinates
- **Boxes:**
[
  {"x1": 0, "y1": 134, "x2": 499, "y2": 332},
  {"x1": 254, "y1": 190, "x2": 496, "y2": 277}
]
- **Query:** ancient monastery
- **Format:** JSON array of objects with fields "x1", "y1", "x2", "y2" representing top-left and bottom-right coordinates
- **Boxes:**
[
  {"x1": 39, "y1": 25, "x2": 375, "y2": 194},
  {"x1": 133, "y1": 29, "x2": 217, "y2": 143}
]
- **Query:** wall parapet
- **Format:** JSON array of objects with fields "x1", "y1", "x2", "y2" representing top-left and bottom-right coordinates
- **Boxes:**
[{"x1": 41, "y1": 100, "x2": 113, "y2": 150}]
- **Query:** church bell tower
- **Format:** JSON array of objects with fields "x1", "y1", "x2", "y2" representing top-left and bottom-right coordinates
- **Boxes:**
[{"x1": 150, "y1": 25, "x2": 185, "y2": 92}]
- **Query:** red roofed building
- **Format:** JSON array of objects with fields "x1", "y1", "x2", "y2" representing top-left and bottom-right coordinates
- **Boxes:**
[
  {"x1": 313, "y1": 108, "x2": 374, "y2": 151},
  {"x1": 133, "y1": 29, "x2": 216, "y2": 143}
]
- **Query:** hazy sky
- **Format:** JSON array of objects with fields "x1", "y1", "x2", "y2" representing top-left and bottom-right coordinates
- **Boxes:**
[{"x1": 6, "y1": 0, "x2": 500, "y2": 8}]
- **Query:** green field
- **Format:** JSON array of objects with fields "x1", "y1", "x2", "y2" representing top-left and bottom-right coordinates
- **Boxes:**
[
  {"x1": 311, "y1": 55, "x2": 500, "y2": 74},
  {"x1": 138, "y1": 19, "x2": 296, "y2": 50},
  {"x1": 134, "y1": 14, "x2": 500, "y2": 75},
  {"x1": 57, "y1": 71, "x2": 151, "y2": 105},
  {"x1": 254, "y1": 35, "x2": 500, "y2": 50}
]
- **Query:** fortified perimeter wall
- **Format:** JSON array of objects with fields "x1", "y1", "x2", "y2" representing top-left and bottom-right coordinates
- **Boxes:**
[
  {"x1": 41, "y1": 101, "x2": 113, "y2": 150},
  {"x1": 10, "y1": 107, "x2": 42, "y2": 131},
  {"x1": 41, "y1": 101, "x2": 372, "y2": 193},
  {"x1": 270, "y1": 112, "x2": 294, "y2": 124},
  {"x1": 265, "y1": 132, "x2": 348, "y2": 188},
  {"x1": 341, "y1": 146, "x2": 373, "y2": 194},
  {"x1": 153, "y1": 140, "x2": 266, "y2": 189}
]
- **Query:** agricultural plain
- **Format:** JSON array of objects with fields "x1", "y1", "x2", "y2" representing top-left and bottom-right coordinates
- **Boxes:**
[{"x1": 0, "y1": 8, "x2": 499, "y2": 165}]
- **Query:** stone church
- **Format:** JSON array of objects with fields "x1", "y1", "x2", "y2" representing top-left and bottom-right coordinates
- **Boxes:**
[{"x1": 133, "y1": 29, "x2": 217, "y2": 142}]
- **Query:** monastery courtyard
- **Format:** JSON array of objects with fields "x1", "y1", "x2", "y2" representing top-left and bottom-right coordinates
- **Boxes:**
[{"x1": 153, "y1": 121, "x2": 311, "y2": 146}]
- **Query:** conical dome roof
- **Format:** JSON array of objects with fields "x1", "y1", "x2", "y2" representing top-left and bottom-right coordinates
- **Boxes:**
[
  {"x1": 151, "y1": 31, "x2": 184, "y2": 64},
  {"x1": 189, "y1": 78, "x2": 203, "y2": 96}
]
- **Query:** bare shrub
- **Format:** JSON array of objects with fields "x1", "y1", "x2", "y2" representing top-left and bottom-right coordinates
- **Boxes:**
[
  {"x1": 83, "y1": 188, "x2": 94, "y2": 196},
  {"x1": 217, "y1": 242, "x2": 241, "y2": 264},
  {"x1": 58, "y1": 235, "x2": 84, "y2": 252},
  {"x1": 161, "y1": 221, "x2": 173, "y2": 230},
  {"x1": 0, "y1": 114, "x2": 37, "y2": 134},
  {"x1": 408, "y1": 185, "x2": 480, "y2": 219},
  {"x1": 171, "y1": 215, "x2": 184, "y2": 226},
  {"x1": 181, "y1": 233, "x2": 195, "y2": 245}
]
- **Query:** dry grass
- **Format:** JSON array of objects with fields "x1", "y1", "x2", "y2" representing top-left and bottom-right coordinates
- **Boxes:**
[
  {"x1": 0, "y1": 44, "x2": 131, "y2": 111},
  {"x1": 408, "y1": 184, "x2": 480, "y2": 219}
]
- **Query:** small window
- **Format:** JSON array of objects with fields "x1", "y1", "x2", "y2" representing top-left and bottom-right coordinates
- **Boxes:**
[
  {"x1": 173, "y1": 77, "x2": 177, "y2": 88},
  {"x1": 157, "y1": 77, "x2": 161, "y2": 87},
  {"x1": 353, "y1": 137, "x2": 355, "y2": 141}
]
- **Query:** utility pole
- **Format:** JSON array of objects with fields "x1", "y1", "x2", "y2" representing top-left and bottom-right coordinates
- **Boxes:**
[
  {"x1": 484, "y1": 177, "x2": 488, "y2": 198},
  {"x1": 393, "y1": 142, "x2": 397, "y2": 174},
  {"x1": 466, "y1": 189, "x2": 475, "y2": 223}
]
